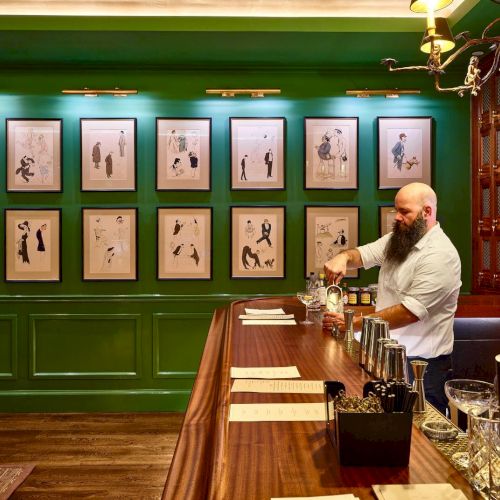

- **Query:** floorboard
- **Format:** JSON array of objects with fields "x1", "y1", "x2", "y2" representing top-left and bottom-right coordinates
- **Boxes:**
[{"x1": 0, "y1": 412, "x2": 184, "y2": 499}]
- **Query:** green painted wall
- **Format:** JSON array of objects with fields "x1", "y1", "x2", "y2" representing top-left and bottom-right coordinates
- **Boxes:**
[{"x1": 0, "y1": 67, "x2": 471, "y2": 411}]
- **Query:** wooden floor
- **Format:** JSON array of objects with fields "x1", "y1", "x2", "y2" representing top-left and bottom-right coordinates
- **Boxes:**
[{"x1": 0, "y1": 412, "x2": 184, "y2": 499}]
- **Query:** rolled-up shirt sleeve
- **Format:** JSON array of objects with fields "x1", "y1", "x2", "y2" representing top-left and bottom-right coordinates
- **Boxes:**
[
  {"x1": 400, "y1": 250, "x2": 461, "y2": 321},
  {"x1": 357, "y1": 233, "x2": 391, "y2": 270}
]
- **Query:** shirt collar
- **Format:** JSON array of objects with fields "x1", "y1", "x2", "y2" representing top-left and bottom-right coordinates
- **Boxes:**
[{"x1": 414, "y1": 222, "x2": 440, "y2": 250}]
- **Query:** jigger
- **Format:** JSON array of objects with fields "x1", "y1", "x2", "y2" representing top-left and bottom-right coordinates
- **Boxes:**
[
  {"x1": 383, "y1": 344, "x2": 408, "y2": 382},
  {"x1": 343, "y1": 309, "x2": 355, "y2": 344},
  {"x1": 410, "y1": 360, "x2": 428, "y2": 413}
]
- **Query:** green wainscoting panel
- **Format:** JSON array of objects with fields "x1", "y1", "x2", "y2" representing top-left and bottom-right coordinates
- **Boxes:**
[
  {"x1": 29, "y1": 314, "x2": 142, "y2": 379},
  {"x1": 153, "y1": 312, "x2": 213, "y2": 379},
  {"x1": 0, "y1": 315, "x2": 17, "y2": 379}
]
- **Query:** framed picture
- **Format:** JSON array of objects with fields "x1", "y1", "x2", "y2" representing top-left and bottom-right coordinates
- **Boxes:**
[
  {"x1": 156, "y1": 118, "x2": 211, "y2": 191},
  {"x1": 6, "y1": 119, "x2": 62, "y2": 192},
  {"x1": 80, "y1": 118, "x2": 136, "y2": 191},
  {"x1": 304, "y1": 117, "x2": 358, "y2": 190},
  {"x1": 230, "y1": 206, "x2": 285, "y2": 279},
  {"x1": 304, "y1": 206, "x2": 359, "y2": 279},
  {"x1": 157, "y1": 207, "x2": 212, "y2": 280},
  {"x1": 5, "y1": 209, "x2": 61, "y2": 282},
  {"x1": 230, "y1": 117, "x2": 285, "y2": 190},
  {"x1": 82, "y1": 208, "x2": 137, "y2": 281},
  {"x1": 377, "y1": 117, "x2": 432, "y2": 189},
  {"x1": 379, "y1": 205, "x2": 397, "y2": 237}
]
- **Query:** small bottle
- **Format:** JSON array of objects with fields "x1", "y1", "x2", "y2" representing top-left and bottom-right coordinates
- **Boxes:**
[
  {"x1": 360, "y1": 287, "x2": 371, "y2": 305},
  {"x1": 347, "y1": 287, "x2": 360, "y2": 306},
  {"x1": 318, "y1": 273, "x2": 327, "y2": 307}
]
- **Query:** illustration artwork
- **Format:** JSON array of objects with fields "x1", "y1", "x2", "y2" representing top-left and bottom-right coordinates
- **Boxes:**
[
  {"x1": 313, "y1": 216, "x2": 349, "y2": 269},
  {"x1": 305, "y1": 206, "x2": 359, "y2": 278},
  {"x1": 5, "y1": 209, "x2": 61, "y2": 282},
  {"x1": 81, "y1": 119, "x2": 136, "y2": 191},
  {"x1": 304, "y1": 118, "x2": 358, "y2": 190},
  {"x1": 7, "y1": 119, "x2": 62, "y2": 192},
  {"x1": 378, "y1": 117, "x2": 432, "y2": 189},
  {"x1": 158, "y1": 208, "x2": 212, "y2": 280},
  {"x1": 83, "y1": 208, "x2": 137, "y2": 280},
  {"x1": 231, "y1": 207, "x2": 285, "y2": 279},
  {"x1": 156, "y1": 119, "x2": 211, "y2": 191},
  {"x1": 231, "y1": 118, "x2": 285, "y2": 190}
]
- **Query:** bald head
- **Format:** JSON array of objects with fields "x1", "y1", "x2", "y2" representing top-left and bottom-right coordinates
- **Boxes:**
[{"x1": 394, "y1": 182, "x2": 437, "y2": 230}]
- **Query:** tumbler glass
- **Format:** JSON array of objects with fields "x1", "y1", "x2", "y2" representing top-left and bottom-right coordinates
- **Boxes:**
[{"x1": 468, "y1": 404, "x2": 500, "y2": 499}]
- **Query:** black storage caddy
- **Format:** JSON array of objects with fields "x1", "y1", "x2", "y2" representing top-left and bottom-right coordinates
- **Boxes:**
[{"x1": 325, "y1": 380, "x2": 413, "y2": 467}]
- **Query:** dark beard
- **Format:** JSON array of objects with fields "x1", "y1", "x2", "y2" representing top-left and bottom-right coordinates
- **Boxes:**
[{"x1": 385, "y1": 214, "x2": 427, "y2": 264}]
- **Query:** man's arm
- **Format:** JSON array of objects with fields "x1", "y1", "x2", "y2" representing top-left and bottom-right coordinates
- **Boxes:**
[
  {"x1": 324, "y1": 248, "x2": 363, "y2": 284},
  {"x1": 323, "y1": 303, "x2": 419, "y2": 333}
]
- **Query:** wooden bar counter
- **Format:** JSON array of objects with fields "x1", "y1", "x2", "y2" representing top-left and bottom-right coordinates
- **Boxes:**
[{"x1": 163, "y1": 297, "x2": 478, "y2": 500}]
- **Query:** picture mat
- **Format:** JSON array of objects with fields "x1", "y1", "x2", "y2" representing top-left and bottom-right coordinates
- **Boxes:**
[
  {"x1": 305, "y1": 206, "x2": 359, "y2": 278},
  {"x1": 7, "y1": 120, "x2": 62, "y2": 192},
  {"x1": 305, "y1": 117, "x2": 358, "y2": 189},
  {"x1": 379, "y1": 206, "x2": 397, "y2": 237},
  {"x1": 231, "y1": 118, "x2": 285, "y2": 190},
  {"x1": 156, "y1": 118, "x2": 211, "y2": 190},
  {"x1": 231, "y1": 206, "x2": 285, "y2": 278},
  {"x1": 5, "y1": 209, "x2": 60, "y2": 281},
  {"x1": 81, "y1": 119, "x2": 136, "y2": 191},
  {"x1": 83, "y1": 208, "x2": 137, "y2": 280},
  {"x1": 158, "y1": 207, "x2": 212, "y2": 279}
]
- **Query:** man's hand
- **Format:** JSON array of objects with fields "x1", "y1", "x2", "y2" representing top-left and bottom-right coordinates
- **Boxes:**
[
  {"x1": 324, "y1": 253, "x2": 349, "y2": 284},
  {"x1": 322, "y1": 311, "x2": 345, "y2": 332}
]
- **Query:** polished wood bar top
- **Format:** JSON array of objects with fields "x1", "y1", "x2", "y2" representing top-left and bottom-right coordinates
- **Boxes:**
[{"x1": 163, "y1": 297, "x2": 477, "y2": 500}]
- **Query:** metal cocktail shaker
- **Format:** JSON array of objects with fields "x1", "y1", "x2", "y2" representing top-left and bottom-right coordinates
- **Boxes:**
[
  {"x1": 359, "y1": 317, "x2": 379, "y2": 369},
  {"x1": 410, "y1": 360, "x2": 428, "y2": 413},
  {"x1": 383, "y1": 344, "x2": 408, "y2": 383},
  {"x1": 366, "y1": 319, "x2": 390, "y2": 374},
  {"x1": 374, "y1": 338, "x2": 397, "y2": 379}
]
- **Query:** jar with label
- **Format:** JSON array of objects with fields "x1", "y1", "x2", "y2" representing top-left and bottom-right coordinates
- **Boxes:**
[
  {"x1": 347, "y1": 287, "x2": 360, "y2": 306},
  {"x1": 368, "y1": 284, "x2": 378, "y2": 306},
  {"x1": 360, "y1": 287, "x2": 371, "y2": 305}
]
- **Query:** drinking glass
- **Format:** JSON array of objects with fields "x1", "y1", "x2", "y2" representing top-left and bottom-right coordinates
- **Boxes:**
[
  {"x1": 296, "y1": 291, "x2": 314, "y2": 325},
  {"x1": 444, "y1": 379, "x2": 495, "y2": 469},
  {"x1": 468, "y1": 403, "x2": 500, "y2": 499}
]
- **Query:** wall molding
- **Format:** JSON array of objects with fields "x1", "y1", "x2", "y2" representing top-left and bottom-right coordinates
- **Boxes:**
[
  {"x1": 29, "y1": 313, "x2": 142, "y2": 379},
  {"x1": 0, "y1": 389, "x2": 190, "y2": 412},
  {"x1": 0, "y1": 315, "x2": 17, "y2": 380},
  {"x1": 153, "y1": 312, "x2": 213, "y2": 379}
]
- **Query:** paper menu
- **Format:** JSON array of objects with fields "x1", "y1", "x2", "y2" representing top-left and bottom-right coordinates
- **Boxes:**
[
  {"x1": 229, "y1": 402, "x2": 326, "y2": 422},
  {"x1": 242, "y1": 319, "x2": 297, "y2": 326},
  {"x1": 239, "y1": 314, "x2": 295, "y2": 320},
  {"x1": 271, "y1": 495, "x2": 359, "y2": 500},
  {"x1": 244, "y1": 308, "x2": 286, "y2": 315},
  {"x1": 372, "y1": 484, "x2": 468, "y2": 500},
  {"x1": 230, "y1": 366, "x2": 301, "y2": 379},
  {"x1": 231, "y1": 379, "x2": 324, "y2": 394}
]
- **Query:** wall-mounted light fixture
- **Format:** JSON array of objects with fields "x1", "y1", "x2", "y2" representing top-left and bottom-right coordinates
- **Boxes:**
[
  {"x1": 345, "y1": 89, "x2": 421, "y2": 98},
  {"x1": 61, "y1": 88, "x2": 138, "y2": 97},
  {"x1": 206, "y1": 89, "x2": 281, "y2": 98},
  {"x1": 382, "y1": 0, "x2": 500, "y2": 96}
]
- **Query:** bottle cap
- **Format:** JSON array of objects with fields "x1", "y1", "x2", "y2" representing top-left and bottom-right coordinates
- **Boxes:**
[{"x1": 319, "y1": 273, "x2": 325, "y2": 278}]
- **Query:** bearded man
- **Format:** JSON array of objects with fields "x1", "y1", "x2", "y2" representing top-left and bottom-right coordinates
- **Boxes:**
[{"x1": 322, "y1": 182, "x2": 461, "y2": 414}]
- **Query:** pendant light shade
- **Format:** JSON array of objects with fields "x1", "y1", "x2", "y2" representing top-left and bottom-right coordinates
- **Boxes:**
[
  {"x1": 420, "y1": 17, "x2": 456, "y2": 53},
  {"x1": 410, "y1": 0, "x2": 453, "y2": 13}
]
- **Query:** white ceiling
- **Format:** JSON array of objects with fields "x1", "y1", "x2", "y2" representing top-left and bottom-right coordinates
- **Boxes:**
[{"x1": 0, "y1": 0, "x2": 468, "y2": 17}]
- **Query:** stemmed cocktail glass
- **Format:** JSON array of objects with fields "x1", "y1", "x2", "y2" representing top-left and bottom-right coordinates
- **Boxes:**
[
  {"x1": 297, "y1": 291, "x2": 315, "y2": 325},
  {"x1": 444, "y1": 379, "x2": 495, "y2": 469}
]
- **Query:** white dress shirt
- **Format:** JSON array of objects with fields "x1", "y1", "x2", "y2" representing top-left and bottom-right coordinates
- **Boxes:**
[{"x1": 357, "y1": 223, "x2": 462, "y2": 358}]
